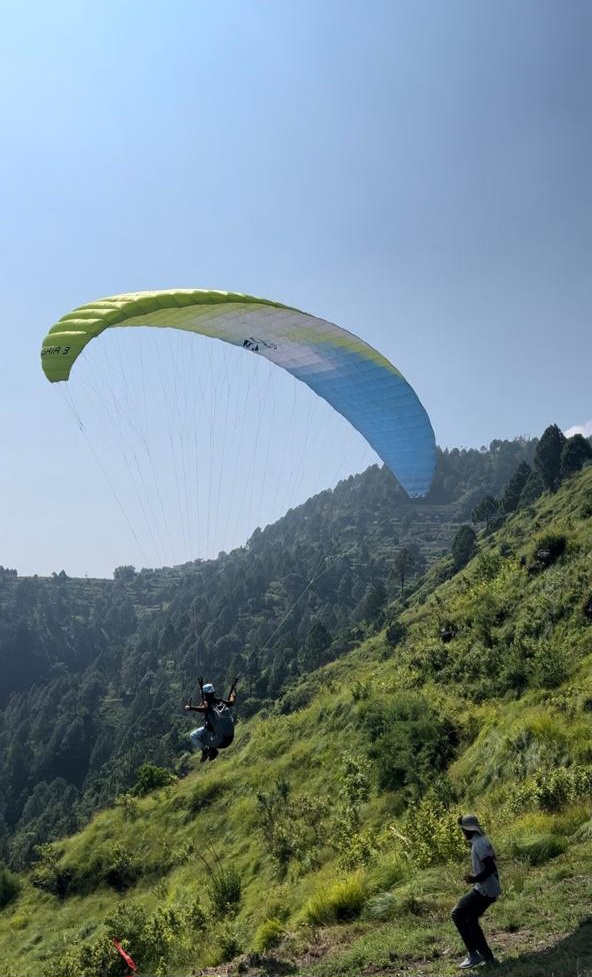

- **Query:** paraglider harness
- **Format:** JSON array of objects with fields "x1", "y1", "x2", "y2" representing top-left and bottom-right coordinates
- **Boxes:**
[{"x1": 198, "y1": 675, "x2": 238, "y2": 749}]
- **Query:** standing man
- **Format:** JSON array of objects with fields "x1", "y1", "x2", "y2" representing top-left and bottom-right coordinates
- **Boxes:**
[{"x1": 451, "y1": 814, "x2": 500, "y2": 969}]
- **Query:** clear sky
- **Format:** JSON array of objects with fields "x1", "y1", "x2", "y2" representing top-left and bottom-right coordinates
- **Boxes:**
[{"x1": 1, "y1": 0, "x2": 590, "y2": 577}]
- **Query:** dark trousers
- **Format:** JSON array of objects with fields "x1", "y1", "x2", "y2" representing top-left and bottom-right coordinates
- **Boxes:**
[{"x1": 451, "y1": 889, "x2": 496, "y2": 959}]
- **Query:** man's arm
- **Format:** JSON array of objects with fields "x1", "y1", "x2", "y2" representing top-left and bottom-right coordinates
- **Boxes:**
[{"x1": 465, "y1": 855, "x2": 497, "y2": 884}]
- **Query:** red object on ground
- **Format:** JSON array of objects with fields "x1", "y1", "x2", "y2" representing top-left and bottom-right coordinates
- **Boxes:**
[{"x1": 113, "y1": 939, "x2": 138, "y2": 972}]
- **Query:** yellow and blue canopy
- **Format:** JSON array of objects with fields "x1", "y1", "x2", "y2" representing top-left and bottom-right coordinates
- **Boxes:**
[{"x1": 41, "y1": 288, "x2": 436, "y2": 497}]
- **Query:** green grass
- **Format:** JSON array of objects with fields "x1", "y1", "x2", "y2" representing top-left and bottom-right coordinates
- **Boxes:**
[{"x1": 1, "y1": 468, "x2": 592, "y2": 976}]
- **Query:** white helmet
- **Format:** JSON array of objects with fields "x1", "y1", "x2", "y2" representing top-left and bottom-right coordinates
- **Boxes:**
[{"x1": 202, "y1": 683, "x2": 215, "y2": 695}]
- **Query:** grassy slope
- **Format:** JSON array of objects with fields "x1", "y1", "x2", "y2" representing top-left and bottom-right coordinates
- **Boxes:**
[{"x1": 1, "y1": 469, "x2": 592, "y2": 977}]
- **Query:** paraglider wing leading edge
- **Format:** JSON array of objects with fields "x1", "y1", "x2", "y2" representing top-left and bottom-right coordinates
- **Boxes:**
[{"x1": 41, "y1": 288, "x2": 436, "y2": 497}]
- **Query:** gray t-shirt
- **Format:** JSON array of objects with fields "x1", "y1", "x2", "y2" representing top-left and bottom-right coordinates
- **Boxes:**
[{"x1": 471, "y1": 834, "x2": 501, "y2": 898}]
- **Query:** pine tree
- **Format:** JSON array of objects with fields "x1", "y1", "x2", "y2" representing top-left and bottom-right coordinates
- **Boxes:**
[
  {"x1": 391, "y1": 547, "x2": 417, "y2": 596},
  {"x1": 561, "y1": 434, "x2": 592, "y2": 478},
  {"x1": 501, "y1": 462, "x2": 532, "y2": 513},
  {"x1": 303, "y1": 621, "x2": 332, "y2": 669},
  {"x1": 451, "y1": 525, "x2": 477, "y2": 570},
  {"x1": 535, "y1": 424, "x2": 566, "y2": 492},
  {"x1": 519, "y1": 470, "x2": 545, "y2": 507},
  {"x1": 472, "y1": 495, "x2": 500, "y2": 531}
]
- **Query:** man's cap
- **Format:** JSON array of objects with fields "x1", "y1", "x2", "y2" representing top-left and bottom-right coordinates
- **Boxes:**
[
  {"x1": 202, "y1": 683, "x2": 215, "y2": 694},
  {"x1": 458, "y1": 814, "x2": 484, "y2": 835}
]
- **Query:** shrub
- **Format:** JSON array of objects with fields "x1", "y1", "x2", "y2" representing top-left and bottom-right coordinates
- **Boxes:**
[
  {"x1": 396, "y1": 891, "x2": 431, "y2": 916},
  {"x1": 508, "y1": 780, "x2": 540, "y2": 813},
  {"x1": 351, "y1": 679, "x2": 372, "y2": 702},
  {"x1": 330, "y1": 751, "x2": 376, "y2": 869},
  {"x1": 511, "y1": 833, "x2": 567, "y2": 866},
  {"x1": 398, "y1": 797, "x2": 466, "y2": 868},
  {"x1": 115, "y1": 793, "x2": 141, "y2": 821},
  {"x1": 361, "y1": 694, "x2": 459, "y2": 797},
  {"x1": 30, "y1": 843, "x2": 73, "y2": 899},
  {"x1": 105, "y1": 896, "x2": 206, "y2": 971},
  {"x1": 475, "y1": 550, "x2": 503, "y2": 582},
  {"x1": 45, "y1": 935, "x2": 124, "y2": 977},
  {"x1": 452, "y1": 525, "x2": 477, "y2": 570},
  {"x1": 101, "y1": 843, "x2": 141, "y2": 892},
  {"x1": 527, "y1": 641, "x2": 569, "y2": 690},
  {"x1": 104, "y1": 901, "x2": 149, "y2": 951},
  {"x1": 574, "y1": 819, "x2": 592, "y2": 842},
  {"x1": 256, "y1": 782, "x2": 328, "y2": 873},
  {"x1": 385, "y1": 619, "x2": 407, "y2": 647},
  {"x1": 303, "y1": 874, "x2": 366, "y2": 925},
  {"x1": 370, "y1": 852, "x2": 411, "y2": 890},
  {"x1": 509, "y1": 765, "x2": 592, "y2": 814},
  {"x1": 42, "y1": 894, "x2": 207, "y2": 976},
  {"x1": 209, "y1": 920, "x2": 244, "y2": 963},
  {"x1": 278, "y1": 683, "x2": 314, "y2": 715},
  {"x1": 131, "y1": 763, "x2": 176, "y2": 797},
  {"x1": 334, "y1": 826, "x2": 377, "y2": 870},
  {"x1": 364, "y1": 890, "x2": 398, "y2": 921},
  {"x1": 536, "y1": 768, "x2": 573, "y2": 812},
  {"x1": 0, "y1": 865, "x2": 20, "y2": 909},
  {"x1": 253, "y1": 917, "x2": 286, "y2": 952},
  {"x1": 207, "y1": 864, "x2": 242, "y2": 918},
  {"x1": 7, "y1": 913, "x2": 28, "y2": 931},
  {"x1": 530, "y1": 532, "x2": 567, "y2": 570}
]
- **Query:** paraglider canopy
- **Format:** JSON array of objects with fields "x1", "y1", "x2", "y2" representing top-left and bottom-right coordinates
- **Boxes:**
[{"x1": 41, "y1": 288, "x2": 436, "y2": 497}]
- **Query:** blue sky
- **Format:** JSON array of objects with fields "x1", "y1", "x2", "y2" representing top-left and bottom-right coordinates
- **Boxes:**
[{"x1": 2, "y1": 0, "x2": 590, "y2": 577}]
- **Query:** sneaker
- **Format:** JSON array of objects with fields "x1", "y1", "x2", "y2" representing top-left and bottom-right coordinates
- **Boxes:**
[
  {"x1": 208, "y1": 747, "x2": 219, "y2": 762},
  {"x1": 459, "y1": 952, "x2": 483, "y2": 969},
  {"x1": 200, "y1": 748, "x2": 209, "y2": 763}
]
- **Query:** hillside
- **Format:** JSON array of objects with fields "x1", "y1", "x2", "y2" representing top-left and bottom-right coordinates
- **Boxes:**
[
  {"x1": 0, "y1": 439, "x2": 537, "y2": 868},
  {"x1": 0, "y1": 464, "x2": 591, "y2": 976}
]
